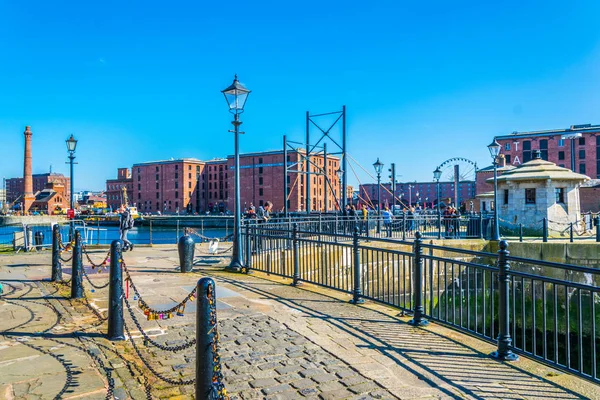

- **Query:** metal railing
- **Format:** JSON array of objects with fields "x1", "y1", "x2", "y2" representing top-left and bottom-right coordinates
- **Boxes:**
[{"x1": 243, "y1": 223, "x2": 600, "y2": 384}]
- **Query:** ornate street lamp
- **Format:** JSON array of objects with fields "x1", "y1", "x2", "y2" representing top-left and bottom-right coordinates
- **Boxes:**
[
  {"x1": 336, "y1": 168, "x2": 344, "y2": 210},
  {"x1": 222, "y1": 75, "x2": 251, "y2": 272},
  {"x1": 488, "y1": 138, "x2": 501, "y2": 241},
  {"x1": 66, "y1": 134, "x2": 78, "y2": 236},
  {"x1": 433, "y1": 166, "x2": 442, "y2": 239},
  {"x1": 373, "y1": 158, "x2": 384, "y2": 233}
]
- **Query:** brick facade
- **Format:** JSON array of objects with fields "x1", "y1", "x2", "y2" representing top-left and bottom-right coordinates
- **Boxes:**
[
  {"x1": 495, "y1": 124, "x2": 600, "y2": 179},
  {"x1": 106, "y1": 168, "x2": 134, "y2": 211},
  {"x1": 6, "y1": 173, "x2": 71, "y2": 208}
]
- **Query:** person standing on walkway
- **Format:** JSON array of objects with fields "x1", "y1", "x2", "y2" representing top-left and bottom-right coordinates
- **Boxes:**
[
  {"x1": 119, "y1": 205, "x2": 134, "y2": 251},
  {"x1": 382, "y1": 207, "x2": 393, "y2": 237},
  {"x1": 255, "y1": 201, "x2": 272, "y2": 251}
]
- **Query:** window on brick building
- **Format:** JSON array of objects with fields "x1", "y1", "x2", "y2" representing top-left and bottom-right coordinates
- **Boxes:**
[
  {"x1": 189, "y1": 173, "x2": 191, "y2": 179},
  {"x1": 138, "y1": 193, "x2": 141, "y2": 200},
  {"x1": 504, "y1": 143, "x2": 510, "y2": 151},
  {"x1": 156, "y1": 192, "x2": 159, "y2": 199},
  {"x1": 580, "y1": 163, "x2": 586, "y2": 174},
  {"x1": 209, "y1": 192, "x2": 212, "y2": 199},
  {"x1": 156, "y1": 174, "x2": 159, "y2": 180},
  {"x1": 259, "y1": 200, "x2": 264, "y2": 206},
  {"x1": 525, "y1": 188, "x2": 536, "y2": 204},
  {"x1": 219, "y1": 165, "x2": 223, "y2": 171},
  {"x1": 209, "y1": 182, "x2": 212, "y2": 189},
  {"x1": 137, "y1": 175, "x2": 140, "y2": 181},
  {"x1": 505, "y1": 155, "x2": 511, "y2": 164},
  {"x1": 558, "y1": 151, "x2": 565, "y2": 160},
  {"x1": 259, "y1": 188, "x2": 263, "y2": 196},
  {"x1": 175, "y1": 173, "x2": 178, "y2": 179},
  {"x1": 523, "y1": 141, "x2": 532, "y2": 163},
  {"x1": 138, "y1": 184, "x2": 141, "y2": 190},
  {"x1": 175, "y1": 182, "x2": 178, "y2": 189},
  {"x1": 287, "y1": 155, "x2": 291, "y2": 162},
  {"x1": 156, "y1": 182, "x2": 159, "y2": 189},
  {"x1": 156, "y1": 166, "x2": 159, "y2": 172},
  {"x1": 188, "y1": 182, "x2": 191, "y2": 189},
  {"x1": 579, "y1": 137, "x2": 585, "y2": 146},
  {"x1": 197, "y1": 165, "x2": 200, "y2": 172},
  {"x1": 540, "y1": 139, "x2": 548, "y2": 160},
  {"x1": 259, "y1": 177, "x2": 263, "y2": 185},
  {"x1": 175, "y1": 201, "x2": 178, "y2": 209},
  {"x1": 597, "y1": 160, "x2": 600, "y2": 178},
  {"x1": 175, "y1": 191, "x2": 178, "y2": 198},
  {"x1": 189, "y1": 165, "x2": 191, "y2": 170},
  {"x1": 287, "y1": 175, "x2": 291, "y2": 184},
  {"x1": 579, "y1": 150, "x2": 586, "y2": 160},
  {"x1": 258, "y1": 167, "x2": 263, "y2": 174},
  {"x1": 558, "y1": 139, "x2": 565, "y2": 147},
  {"x1": 258, "y1": 157, "x2": 263, "y2": 164}
]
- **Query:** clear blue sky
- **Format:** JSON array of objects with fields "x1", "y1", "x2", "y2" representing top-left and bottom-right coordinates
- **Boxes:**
[{"x1": 1, "y1": 1, "x2": 599, "y2": 191}]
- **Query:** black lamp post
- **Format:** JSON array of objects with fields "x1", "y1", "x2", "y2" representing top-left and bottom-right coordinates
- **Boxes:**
[
  {"x1": 66, "y1": 134, "x2": 78, "y2": 237},
  {"x1": 488, "y1": 138, "x2": 501, "y2": 241},
  {"x1": 222, "y1": 75, "x2": 251, "y2": 272},
  {"x1": 373, "y1": 158, "x2": 384, "y2": 233},
  {"x1": 336, "y1": 168, "x2": 344, "y2": 211},
  {"x1": 433, "y1": 166, "x2": 442, "y2": 239}
]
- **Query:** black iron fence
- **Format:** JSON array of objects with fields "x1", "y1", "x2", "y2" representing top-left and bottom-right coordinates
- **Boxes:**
[{"x1": 243, "y1": 223, "x2": 600, "y2": 384}]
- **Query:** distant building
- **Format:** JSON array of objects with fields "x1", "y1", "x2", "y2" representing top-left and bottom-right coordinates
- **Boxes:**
[
  {"x1": 106, "y1": 168, "x2": 133, "y2": 211},
  {"x1": 6, "y1": 173, "x2": 71, "y2": 208},
  {"x1": 359, "y1": 180, "x2": 475, "y2": 210},
  {"x1": 30, "y1": 182, "x2": 69, "y2": 215},
  {"x1": 580, "y1": 179, "x2": 600, "y2": 213},
  {"x1": 495, "y1": 123, "x2": 600, "y2": 178}
]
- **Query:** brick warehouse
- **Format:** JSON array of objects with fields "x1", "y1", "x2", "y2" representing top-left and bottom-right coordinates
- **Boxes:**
[
  {"x1": 6, "y1": 173, "x2": 71, "y2": 208},
  {"x1": 495, "y1": 123, "x2": 600, "y2": 178},
  {"x1": 112, "y1": 150, "x2": 341, "y2": 214}
]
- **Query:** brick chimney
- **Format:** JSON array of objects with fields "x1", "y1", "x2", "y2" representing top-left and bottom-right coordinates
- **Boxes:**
[{"x1": 23, "y1": 126, "x2": 35, "y2": 213}]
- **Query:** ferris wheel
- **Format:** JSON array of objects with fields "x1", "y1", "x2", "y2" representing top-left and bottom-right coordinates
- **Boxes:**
[{"x1": 437, "y1": 157, "x2": 477, "y2": 182}]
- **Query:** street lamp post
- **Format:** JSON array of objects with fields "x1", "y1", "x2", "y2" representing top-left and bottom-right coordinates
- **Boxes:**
[
  {"x1": 66, "y1": 135, "x2": 78, "y2": 237},
  {"x1": 488, "y1": 138, "x2": 501, "y2": 241},
  {"x1": 373, "y1": 158, "x2": 384, "y2": 233},
  {"x1": 222, "y1": 75, "x2": 251, "y2": 272},
  {"x1": 336, "y1": 168, "x2": 344, "y2": 211},
  {"x1": 433, "y1": 167, "x2": 442, "y2": 239}
]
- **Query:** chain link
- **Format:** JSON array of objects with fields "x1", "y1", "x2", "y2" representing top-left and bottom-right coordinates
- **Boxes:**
[
  {"x1": 82, "y1": 267, "x2": 110, "y2": 290},
  {"x1": 124, "y1": 294, "x2": 196, "y2": 352},
  {"x1": 194, "y1": 243, "x2": 234, "y2": 255},
  {"x1": 82, "y1": 246, "x2": 111, "y2": 268},
  {"x1": 187, "y1": 227, "x2": 233, "y2": 242},
  {"x1": 207, "y1": 282, "x2": 228, "y2": 399}
]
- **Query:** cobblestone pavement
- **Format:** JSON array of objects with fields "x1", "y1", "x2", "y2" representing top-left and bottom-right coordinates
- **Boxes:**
[{"x1": 1, "y1": 246, "x2": 600, "y2": 399}]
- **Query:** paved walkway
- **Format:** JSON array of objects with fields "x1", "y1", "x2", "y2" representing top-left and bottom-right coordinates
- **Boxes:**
[{"x1": 1, "y1": 245, "x2": 599, "y2": 399}]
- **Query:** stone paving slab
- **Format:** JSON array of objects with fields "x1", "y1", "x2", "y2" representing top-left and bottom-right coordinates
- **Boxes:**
[{"x1": 1, "y1": 246, "x2": 600, "y2": 400}]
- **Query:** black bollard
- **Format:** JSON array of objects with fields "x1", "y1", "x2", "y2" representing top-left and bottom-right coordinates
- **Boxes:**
[
  {"x1": 490, "y1": 240, "x2": 519, "y2": 361},
  {"x1": 196, "y1": 277, "x2": 225, "y2": 399},
  {"x1": 51, "y1": 224, "x2": 62, "y2": 282},
  {"x1": 245, "y1": 223, "x2": 252, "y2": 273},
  {"x1": 70, "y1": 230, "x2": 84, "y2": 299},
  {"x1": 292, "y1": 223, "x2": 301, "y2": 286},
  {"x1": 570, "y1": 223, "x2": 574, "y2": 243},
  {"x1": 519, "y1": 224, "x2": 523, "y2": 242},
  {"x1": 595, "y1": 216, "x2": 600, "y2": 243},
  {"x1": 107, "y1": 240, "x2": 125, "y2": 341},
  {"x1": 178, "y1": 233, "x2": 195, "y2": 273},
  {"x1": 350, "y1": 226, "x2": 364, "y2": 304},
  {"x1": 408, "y1": 231, "x2": 429, "y2": 326}
]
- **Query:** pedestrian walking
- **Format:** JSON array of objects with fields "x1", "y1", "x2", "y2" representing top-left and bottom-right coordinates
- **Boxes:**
[
  {"x1": 119, "y1": 205, "x2": 134, "y2": 251},
  {"x1": 382, "y1": 207, "x2": 393, "y2": 237}
]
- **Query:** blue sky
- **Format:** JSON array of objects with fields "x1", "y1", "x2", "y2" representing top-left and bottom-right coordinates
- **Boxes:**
[{"x1": 1, "y1": 1, "x2": 599, "y2": 191}]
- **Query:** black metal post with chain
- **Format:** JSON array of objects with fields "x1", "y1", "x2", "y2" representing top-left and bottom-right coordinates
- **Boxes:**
[
  {"x1": 70, "y1": 230, "x2": 84, "y2": 299},
  {"x1": 292, "y1": 223, "x2": 301, "y2": 286},
  {"x1": 108, "y1": 240, "x2": 125, "y2": 341},
  {"x1": 178, "y1": 233, "x2": 194, "y2": 273},
  {"x1": 490, "y1": 240, "x2": 519, "y2": 361},
  {"x1": 51, "y1": 224, "x2": 62, "y2": 282},
  {"x1": 408, "y1": 231, "x2": 428, "y2": 326}
]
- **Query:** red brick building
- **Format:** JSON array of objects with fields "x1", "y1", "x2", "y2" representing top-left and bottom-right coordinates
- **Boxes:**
[
  {"x1": 495, "y1": 124, "x2": 600, "y2": 178},
  {"x1": 6, "y1": 173, "x2": 71, "y2": 208},
  {"x1": 359, "y1": 180, "x2": 475, "y2": 210},
  {"x1": 30, "y1": 182, "x2": 69, "y2": 214},
  {"x1": 106, "y1": 168, "x2": 134, "y2": 211},
  {"x1": 580, "y1": 180, "x2": 600, "y2": 213}
]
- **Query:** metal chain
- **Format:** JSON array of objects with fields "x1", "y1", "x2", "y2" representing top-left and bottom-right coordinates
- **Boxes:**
[
  {"x1": 187, "y1": 228, "x2": 233, "y2": 242},
  {"x1": 59, "y1": 252, "x2": 73, "y2": 263},
  {"x1": 207, "y1": 283, "x2": 228, "y2": 399},
  {"x1": 82, "y1": 246, "x2": 111, "y2": 268},
  {"x1": 123, "y1": 320, "x2": 195, "y2": 386},
  {"x1": 123, "y1": 295, "x2": 196, "y2": 352},
  {"x1": 82, "y1": 267, "x2": 110, "y2": 289},
  {"x1": 194, "y1": 244, "x2": 234, "y2": 255}
]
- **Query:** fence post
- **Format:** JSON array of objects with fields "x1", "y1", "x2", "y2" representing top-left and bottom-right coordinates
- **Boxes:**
[
  {"x1": 51, "y1": 224, "x2": 62, "y2": 282},
  {"x1": 196, "y1": 277, "x2": 225, "y2": 399},
  {"x1": 292, "y1": 223, "x2": 301, "y2": 286},
  {"x1": 408, "y1": 231, "x2": 428, "y2": 326},
  {"x1": 97, "y1": 220, "x2": 100, "y2": 245},
  {"x1": 569, "y1": 222, "x2": 574, "y2": 243},
  {"x1": 490, "y1": 240, "x2": 519, "y2": 361},
  {"x1": 70, "y1": 230, "x2": 84, "y2": 299},
  {"x1": 437, "y1": 213, "x2": 442, "y2": 240},
  {"x1": 178, "y1": 231, "x2": 195, "y2": 273},
  {"x1": 479, "y1": 214, "x2": 484, "y2": 239},
  {"x1": 365, "y1": 214, "x2": 370, "y2": 240},
  {"x1": 402, "y1": 213, "x2": 407, "y2": 240},
  {"x1": 350, "y1": 226, "x2": 364, "y2": 304},
  {"x1": 245, "y1": 222, "x2": 252, "y2": 273},
  {"x1": 107, "y1": 240, "x2": 125, "y2": 340},
  {"x1": 596, "y1": 216, "x2": 600, "y2": 243},
  {"x1": 149, "y1": 219, "x2": 153, "y2": 245},
  {"x1": 542, "y1": 218, "x2": 548, "y2": 243},
  {"x1": 519, "y1": 224, "x2": 523, "y2": 242}
]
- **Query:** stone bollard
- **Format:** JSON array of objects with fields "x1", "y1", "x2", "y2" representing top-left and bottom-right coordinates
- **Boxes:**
[
  {"x1": 408, "y1": 232, "x2": 428, "y2": 326},
  {"x1": 71, "y1": 230, "x2": 84, "y2": 299},
  {"x1": 107, "y1": 240, "x2": 125, "y2": 341},
  {"x1": 178, "y1": 232, "x2": 195, "y2": 273},
  {"x1": 51, "y1": 224, "x2": 62, "y2": 282}
]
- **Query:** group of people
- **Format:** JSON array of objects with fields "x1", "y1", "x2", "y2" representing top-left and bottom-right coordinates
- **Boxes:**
[{"x1": 244, "y1": 201, "x2": 273, "y2": 223}]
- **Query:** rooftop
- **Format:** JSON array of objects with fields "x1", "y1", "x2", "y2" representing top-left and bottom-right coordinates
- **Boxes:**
[
  {"x1": 488, "y1": 157, "x2": 590, "y2": 183},
  {"x1": 495, "y1": 123, "x2": 600, "y2": 140}
]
